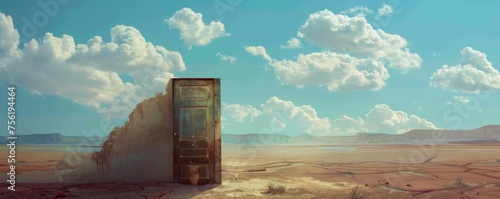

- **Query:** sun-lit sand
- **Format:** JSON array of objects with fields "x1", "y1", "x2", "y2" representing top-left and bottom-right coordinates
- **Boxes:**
[{"x1": 1, "y1": 143, "x2": 499, "y2": 198}]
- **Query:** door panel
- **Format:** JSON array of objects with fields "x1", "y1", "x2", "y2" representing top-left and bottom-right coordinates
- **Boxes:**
[
  {"x1": 180, "y1": 148, "x2": 207, "y2": 156},
  {"x1": 173, "y1": 79, "x2": 216, "y2": 185},
  {"x1": 180, "y1": 108, "x2": 208, "y2": 138},
  {"x1": 180, "y1": 86, "x2": 208, "y2": 100}
]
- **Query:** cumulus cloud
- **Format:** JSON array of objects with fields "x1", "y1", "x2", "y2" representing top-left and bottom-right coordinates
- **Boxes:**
[
  {"x1": 222, "y1": 97, "x2": 331, "y2": 136},
  {"x1": 223, "y1": 97, "x2": 436, "y2": 136},
  {"x1": 0, "y1": 13, "x2": 20, "y2": 59},
  {"x1": 270, "y1": 51, "x2": 390, "y2": 91},
  {"x1": 216, "y1": 52, "x2": 236, "y2": 63},
  {"x1": 166, "y1": 8, "x2": 230, "y2": 49},
  {"x1": 280, "y1": 37, "x2": 302, "y2": 49},
  {"x1": 340, "y1": 6, "x2": 373, "y2": 17},
  {"x1": 259, "y1": 97, "x2": 332, "y2": 135},
  {"x1": 430, "y1": 47, "x2": 500, "y2": 93},
  {"x1": 333, "y1": 104, "x2": 437, "y2": 135},
  {"x1": 246, "y1": 9, "x2": 420, "y2": 92},
  {"x1": 0, "y1": 12, "x2": 185, "y2": 119},
  {"x1": 223, "y1": 103, "x2": 262, "y2": 122},
  {"x1": 364, "y1": 104, "x2": 437, "y2": 134},
  {"x1": 69, "y1": 26, "x2": 185, "y2": 74},
  {"x1": 245, "y1": 46, "x2": 389, "y2": 91},
  {"x1": 297, "y1": 9, "x2": 422, "y2": 71},
  {"x1": 244, "y1": 45, "x2": 272, "y2": 62},
  {"x1": 446, "y1": 96, "x2": 482, "y2": 112},
  {"x1": 332, "y1": 115, "x2": 366, "y2": 135},
  {"x1": 377, "y1": 3, "x2": 394, "y2": 17}
]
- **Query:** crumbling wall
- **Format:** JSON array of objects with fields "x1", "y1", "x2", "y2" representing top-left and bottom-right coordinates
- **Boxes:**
[{"x1": 76, "y1": 81, "x2": 174, "y2": 183}]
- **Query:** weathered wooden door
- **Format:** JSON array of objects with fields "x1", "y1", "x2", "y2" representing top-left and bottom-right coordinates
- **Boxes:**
[{"x1": 172, "y1": 78, "x2": 221, "y2": 185}]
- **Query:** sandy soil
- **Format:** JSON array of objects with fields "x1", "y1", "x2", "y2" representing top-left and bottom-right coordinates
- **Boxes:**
[
  {"x1": 1, "y1": 143, "x2": 499, "y2": 198},
  {"x1": 0, "y1": 146, "x2": 69, "y2": 175}
]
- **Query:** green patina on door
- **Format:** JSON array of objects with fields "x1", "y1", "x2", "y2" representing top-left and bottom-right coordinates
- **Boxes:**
[{"x1": 172, "y1": 78, "x2": 221, "y2": 185}]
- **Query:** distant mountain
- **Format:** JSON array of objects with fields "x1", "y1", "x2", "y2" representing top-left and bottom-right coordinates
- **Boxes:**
[
  {"x1": 0, "y1": 133, "x2": 106, "y2": 145},
  {"x1": 222, "y1": 125, "x2": 500, "y2": 145},
  {"x1": 3, "y1": 125, "x2": 499, "y2": 145}
]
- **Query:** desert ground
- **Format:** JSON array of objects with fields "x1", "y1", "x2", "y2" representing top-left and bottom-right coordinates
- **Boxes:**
[{"x1": 1, "y1": 143, "x2": 500, "y2": 198}]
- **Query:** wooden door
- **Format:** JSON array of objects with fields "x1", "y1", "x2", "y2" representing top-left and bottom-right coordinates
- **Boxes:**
[{"x1": 172, "y1": 78, "x2": 221, "y2": 185}]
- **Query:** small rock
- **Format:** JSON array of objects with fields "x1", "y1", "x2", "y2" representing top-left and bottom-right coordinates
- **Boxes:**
[
  {"x1": 385, "y1": 182, "x2": 389, "y2": 185},
  {"x1": 406, "y1": 184, "x2": 411, "y2": 187},
  {"x1": 364, "y1": 184, "x2": 369, "y2": 187},
  {"x1": 477, "y1": 192, "x2": 480, "y2": 195}
]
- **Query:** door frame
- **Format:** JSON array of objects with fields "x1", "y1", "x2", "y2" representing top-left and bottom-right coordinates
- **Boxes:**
[{"x1": 171, "y1": 78, "x2": 221, "y2": 184}]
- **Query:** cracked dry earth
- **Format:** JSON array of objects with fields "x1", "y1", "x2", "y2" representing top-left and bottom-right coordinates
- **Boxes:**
[{"x1": 1, "y1": 144, "x2": 500, "y2": 198}]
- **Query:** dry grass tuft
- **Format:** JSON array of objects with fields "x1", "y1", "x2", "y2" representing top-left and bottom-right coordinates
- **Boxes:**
[{"x1": 266, "y1": 181, "x2": 286, "y2": 194}]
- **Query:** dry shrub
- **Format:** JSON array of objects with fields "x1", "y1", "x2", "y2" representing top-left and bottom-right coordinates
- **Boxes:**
[{"x1": 267, "y1": 181, "x2": 286, "y2": 194}]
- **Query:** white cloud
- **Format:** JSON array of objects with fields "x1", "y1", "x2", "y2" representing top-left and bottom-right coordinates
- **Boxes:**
[
  {"x1": 332, "y1": 115, "x2": 366, "y2": 135},
  {"x1": 244, "y1": 45, "x2": 272, "y2": 62},
  {"x1": 297, "y1": 9, "x2": 422, "y2": 71},
  {"x1": 0, "y1": 12, "x2": 185, "y2": 119},
  {"x1": 260, "y1": 97, "x2": 332, "y2": 135},
  {"x1": 340, "y1": 6, "x2": 373, "y2": 17},
  {"x1": 377, "y1": 3, "x2": 394, "y2": 17},
  {"x1": 430, "y1": 47, "x2": 500, "y2": 93},
  {"x1": 333, "y1": 104, "x2": 437, "y2": 135},
  {"x1": 0, "y1": 13, "x2": 20, "y2": 59},
  {"x1": 245, "y1": 46, "x2": 390, "y2": 91},
  {"x1": 1, "y1": 32, "x2": 124, "y2": 108},
  {"x1": 446, "y1": 96, "x2": 482, "y2": 112},
  {"x1": 223, "y1": 97, "x2": 436, "y2": 136},
  {"x1": 166, "y1": 8, "x2": 230, "y2": 49},
  {"x1": 223, "y1": 103, "x2": 262, "y2": 122},
  {"x1": 280, "y1": 37, "x2": 302, "y2": 49},
  {"x1": 453, "y1": 96, "x2": 471, "y2": 104},
  {"x1": 446, "y1": 96, "x2": 483, "y2": 114},
  {"x1": 216, "y1": 52, "x2": 237, "y2": 63},
  {"x1": 365, "y1": 104, "x2": 437, "y2": 134},
  {"x1": 222, "y1": 97, "x2": 331, "y2": 136},
  {"x1": 69, "y1": 25, "x2": 185, "y2": 74}
]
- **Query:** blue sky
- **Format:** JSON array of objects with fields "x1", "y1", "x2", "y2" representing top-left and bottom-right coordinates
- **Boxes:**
[{"x1": 0, "y1": 0, "x2": 499, "y2": 136}]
